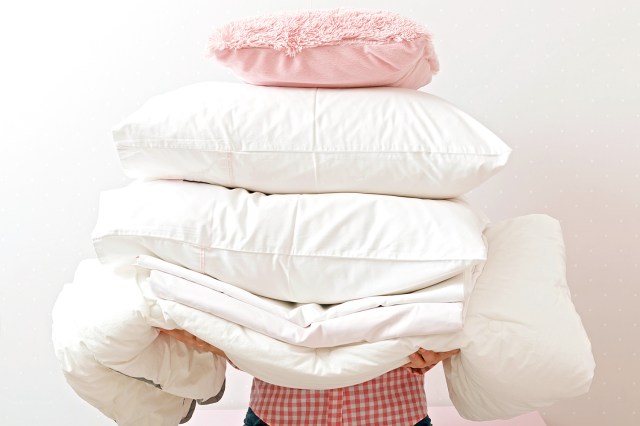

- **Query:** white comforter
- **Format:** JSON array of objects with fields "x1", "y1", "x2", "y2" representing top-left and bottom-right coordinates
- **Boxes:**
[{"x1": 52, "y1": 214, "x2": 594, "y2": 424}]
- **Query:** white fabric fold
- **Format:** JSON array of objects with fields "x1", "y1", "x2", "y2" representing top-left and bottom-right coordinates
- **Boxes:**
[
  {"x1": 144, "y1": 264, "x2": 464, "y2": 347},
  {"x1": 137, "y1": 253, "x2": 475, "y2": 326}
]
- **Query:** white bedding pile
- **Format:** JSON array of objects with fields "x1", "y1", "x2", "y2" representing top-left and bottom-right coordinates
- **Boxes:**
[{"x1": 52, "y1": 80, "x2": 594, "y2": 425}]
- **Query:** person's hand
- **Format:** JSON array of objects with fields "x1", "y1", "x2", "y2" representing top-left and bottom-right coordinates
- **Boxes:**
[
  {"x1": 403, "y1": 348, "x2": 460, "y2": 375},
  {"x1": 157, "y1": 328, "x2": 227, "y2": 360}
]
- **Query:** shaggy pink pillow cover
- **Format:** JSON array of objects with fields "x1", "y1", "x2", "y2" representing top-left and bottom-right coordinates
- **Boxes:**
[{"x1": 207, "y1": 9, "x2": 439, "y2": 89}]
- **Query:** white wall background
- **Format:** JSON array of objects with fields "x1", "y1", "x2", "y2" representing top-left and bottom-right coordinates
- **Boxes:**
[{"x1": 1, "y1": 1, "x2": 638, "y2": 425}]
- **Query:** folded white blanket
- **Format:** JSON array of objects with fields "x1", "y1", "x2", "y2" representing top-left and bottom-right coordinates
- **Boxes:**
[
  {"x1": 137, "y1": 254, "x2": 476, "y2": 326},
  {"x1": 140, "y1": 255, "x2": 478, "y2": 347},
  {"x1": 53, "y1": 214, "x2": 594, "y2": 422}
]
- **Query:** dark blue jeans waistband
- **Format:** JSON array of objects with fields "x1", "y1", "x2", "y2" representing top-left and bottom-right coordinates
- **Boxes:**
[{"x1": 243, "y1": 407, "x2": 432, "y2": 426}]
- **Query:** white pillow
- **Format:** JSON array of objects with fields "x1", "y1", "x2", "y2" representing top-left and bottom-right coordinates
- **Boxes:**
[
  {"x1": 112, "y1": 82, "x2": 511, "y2": 198},
  {"x1": 92, "y1": 180, "x2": 488, "y2": 303},
  {"x1": 444, "y1": 214, "x2": 595, "y2": 420}
]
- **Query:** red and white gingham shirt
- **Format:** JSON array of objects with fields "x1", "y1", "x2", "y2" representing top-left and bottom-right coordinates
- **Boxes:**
[{"x1": 248, "y1": 367, "x2": 428, "y2": 426}]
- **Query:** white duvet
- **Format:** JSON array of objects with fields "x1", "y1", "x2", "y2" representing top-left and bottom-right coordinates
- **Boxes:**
[{"x1": 52, "y1": 214, "x2": 594, "y2": 424}]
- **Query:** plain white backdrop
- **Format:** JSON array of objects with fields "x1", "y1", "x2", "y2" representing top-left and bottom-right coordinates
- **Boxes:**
[{"x1": 1, "y1": 1, "x2": 639, "y2": 425}]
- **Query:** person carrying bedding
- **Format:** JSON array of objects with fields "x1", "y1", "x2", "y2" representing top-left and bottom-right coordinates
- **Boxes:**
[
  {"x1": 160, "y1": 328, "x2": 459, "y2": 426},
  {"x1": 154, "y1": 9, "x2": 460, "y2": 425},
  {"x1": 50, "y1": 8, "x2": 594, "y2": 426}
]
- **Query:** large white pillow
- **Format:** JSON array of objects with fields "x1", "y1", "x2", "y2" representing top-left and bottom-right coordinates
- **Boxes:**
[
  {"x1": 444, "y1": 214, "x2": 595, "y2": 420},
  {"x1": 92, "y1": 180, "x2": 488, "y2": 303},
  {"x1": 112, "y1": 82, "x2": 511, "y2": 198}
]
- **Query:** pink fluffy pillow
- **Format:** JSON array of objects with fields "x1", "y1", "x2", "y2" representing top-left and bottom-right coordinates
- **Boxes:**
[{"x1": 207, "y1": 9, "x2": 439, "y2": 89}]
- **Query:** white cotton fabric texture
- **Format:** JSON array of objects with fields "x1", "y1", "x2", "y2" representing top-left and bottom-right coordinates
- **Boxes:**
[
  {"x1": 112, "y1": 82, "x2": 511, "y2": 198},
  {"x1": 51, "y1": 261, "x2": 227, "y2": 426},
  {"x1": 92, "y1": 179, "x2": 488, "y2": 303},
  {"x1": 139, "y1": 255, "x2": 480, "y2": 347},
  {"x1": 55, "y1": 214, "x2": 594, "y2": 421}
]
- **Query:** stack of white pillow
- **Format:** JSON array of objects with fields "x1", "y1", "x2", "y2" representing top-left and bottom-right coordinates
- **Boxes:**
[{"x1": 52, "y1": 9, "x2": 594, "y2": 426}]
